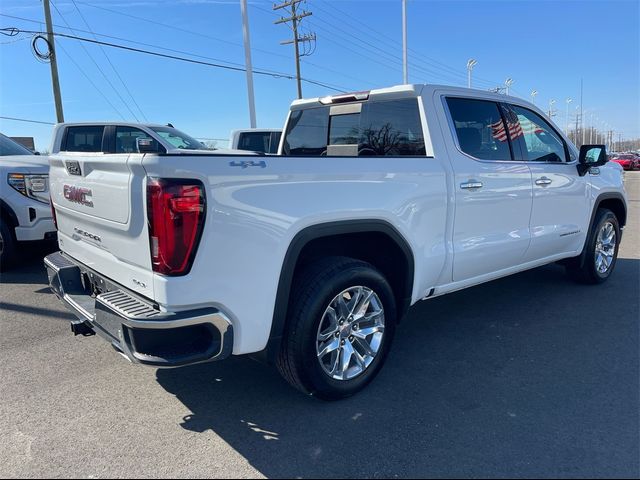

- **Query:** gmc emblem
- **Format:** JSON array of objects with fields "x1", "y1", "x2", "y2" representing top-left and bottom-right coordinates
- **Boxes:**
[{"x1": 63, "y1": 185, "x2": 94, "y2": 208}]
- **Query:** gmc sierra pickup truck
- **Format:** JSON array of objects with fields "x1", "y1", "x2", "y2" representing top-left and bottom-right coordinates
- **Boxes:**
[{"x1": 45, "y1": 85, "x2": 627, "y2": 400}]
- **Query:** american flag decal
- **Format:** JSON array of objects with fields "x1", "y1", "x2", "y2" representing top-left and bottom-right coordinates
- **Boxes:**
[{"x1": 490, "y1": 118, "x2": 543, "y2": 142}]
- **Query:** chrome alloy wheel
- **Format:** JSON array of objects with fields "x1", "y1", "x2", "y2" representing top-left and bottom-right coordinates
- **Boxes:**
[
  {"x1": 316, "y1": 286, "x2": 385, "y2": 381},
  {"x1": 595, "y1": 221, "x2": 616, "y2": 274}
]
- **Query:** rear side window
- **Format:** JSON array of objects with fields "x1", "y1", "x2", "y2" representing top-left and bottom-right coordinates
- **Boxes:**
[
  {"x1": 446, "y1": 98, "x2": 512, "y2": 161},
  {"x1": 64, "y1": 126, "x2": 105, "y2": 152},
  {"x1": 115, "y1": 126, "x2": 156, "y2": 153},
  {"x1": 283, "y1": 98, "x2": 425, "y2": 156}
]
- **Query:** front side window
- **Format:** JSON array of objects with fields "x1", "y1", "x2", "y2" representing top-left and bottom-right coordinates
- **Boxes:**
[
  {"x1": 446, "y1": 97, "x2": 512, "y2": 161},
  {"x1": 64, "y1": 126, "x2": 104, "y2": 152},
  {"x1": 115, "y1": 126, "x2": 156, "y2": 153},
  {"x1": 508, "y1": 106, "x2": 567, "y2": 162}
]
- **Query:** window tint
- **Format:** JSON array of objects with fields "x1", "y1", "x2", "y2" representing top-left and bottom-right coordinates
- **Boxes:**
[
  {"x1": 283, "y1": 107, "x2": 330, "y2": 156},
  {"x1": 283, "y1": 98, "x2": 426, "y2": 157},
  {"x1": 329, "y1": 113, "x2": 360, "y2": 145},
  {"x1": 115, "y1": 126, "x2": 156, "y2": 153},
  {"x1": 0, "y1": 134, "x2": 33, "y2": 156},
  {"x1": 238, "y1": 132, "x2": 271, "y2": 152},
  {"x1": 509, "y1": 106, "x2": 567, "y2": 162},
  {"x1": 65, "y1": 126, "x2": 104, "y2": 152},
  {"x1": 360, "y1": 99, "x2": 425, "y2": 156},
  {"x1": 446, "y1": 98, "x2": 512, "y2": 161},
  {"x1": 270, "y1": 131, "x2": 282, "y2": 154}
]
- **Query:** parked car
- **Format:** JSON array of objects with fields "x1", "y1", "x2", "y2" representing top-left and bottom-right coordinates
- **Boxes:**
[
  {"x1": 609, "y1": 153, "x2": 640, "y2": 170},
  {"x1": 0, "y1": 133, "x2": 56, "y2": 270},
  {"x1": 44, "y1": 85, "x2": 627, "y2": 399},
  {"x1": 230, "y1": 128, "x2": 282, "y2": 154}
]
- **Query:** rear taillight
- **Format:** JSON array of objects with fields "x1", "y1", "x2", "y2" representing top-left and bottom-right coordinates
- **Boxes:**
[{"x1": 146, "y1": 178, "x2": 205, "y2": 276}]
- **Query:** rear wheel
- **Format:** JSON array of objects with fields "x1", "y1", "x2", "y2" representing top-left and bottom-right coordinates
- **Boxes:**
[
  {"x1": 566, "y1": 208, "x2": 620, "y2": 284},
  {"x1": 277, "y1": 257, "x2": 396, "y2": 400}
]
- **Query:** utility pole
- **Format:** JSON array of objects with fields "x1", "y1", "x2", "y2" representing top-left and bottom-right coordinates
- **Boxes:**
[
  {"x1": 402, "y1": 0, "x2": 408, "y2": 84},
  {"x1": 42, "y1": 0, "x2": 64, "y2": 122},
  {"x1": 274, "y1": 0, "x2": 314, "y2": 99},
  {"x1": 240, "y1": 0, "x2": 256, "y2": 128}
]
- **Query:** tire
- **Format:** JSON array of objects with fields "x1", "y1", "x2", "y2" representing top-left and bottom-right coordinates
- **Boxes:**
[
  {"x1": 566, "y1": 208, "x2": 620, "y2": 284},
  {"x1": 0, "y1": 220, "x2": 16, "y2": 272},
  {"x1": 277, "y1": 256, "x2": 397, "y2": 400}
]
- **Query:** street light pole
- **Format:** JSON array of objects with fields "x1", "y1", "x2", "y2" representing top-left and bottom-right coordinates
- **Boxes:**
[
  {"x1": 504, "y1": 78, "x2": 513, "y2": 96},
  {"x1": 240, "y1": 0, "x2": 256, "y2": 128},
  {"x1": 467, "y1": 59, "x2": 477, "y2": 88},
  {"x1": 548, "y1": 99, "x2": 556, "y2": 118},
  {"x1": 530, "y1": 90, "x2": 538, "y2": 105},
  {"x1": 402, "y1": 0, "x2": 408, "y2": 84},
  {"x1": 565, "y1": 98, "x2": 572, "y2": 135}
]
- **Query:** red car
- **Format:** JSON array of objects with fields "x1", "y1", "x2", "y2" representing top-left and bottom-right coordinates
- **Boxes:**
[{"x1": 609, "y1": 154, "x2": 640, "y2": 171}]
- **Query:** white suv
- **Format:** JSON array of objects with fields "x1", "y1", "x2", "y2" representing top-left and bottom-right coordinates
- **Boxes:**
[{"x1": 0, "y1": 134, "x2": 55, "y2": 269}]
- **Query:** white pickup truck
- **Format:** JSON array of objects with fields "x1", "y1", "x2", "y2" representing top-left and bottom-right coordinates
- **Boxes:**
[{"x1": 45, "y1": 85, "x2": 627, "y2": 400}]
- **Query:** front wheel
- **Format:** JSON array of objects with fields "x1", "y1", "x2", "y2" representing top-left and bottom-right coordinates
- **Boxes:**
[
  {"x1": 0, "y1": 221, "x2": 16, "y2": 271},
  {"x1": 277, "y1": 257, "x2": 396, "y2": 400},
  {"x1": 566, "y1": 208, "x2": 620, "y2": 284}
]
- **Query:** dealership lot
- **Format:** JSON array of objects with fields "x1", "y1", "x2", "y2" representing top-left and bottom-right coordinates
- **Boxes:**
[{"x1": 1, "y1": 173, "x2": 638, "y2": 479}]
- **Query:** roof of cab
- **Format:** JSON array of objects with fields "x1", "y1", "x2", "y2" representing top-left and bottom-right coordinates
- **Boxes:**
[{"x1": 289, "y1": 83, "x2": 537, "y2": 110}]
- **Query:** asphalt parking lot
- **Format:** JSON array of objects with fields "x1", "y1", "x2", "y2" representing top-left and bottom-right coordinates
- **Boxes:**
[{"x1": 1, "y1": 172, "x2": 638, "y2": 479}]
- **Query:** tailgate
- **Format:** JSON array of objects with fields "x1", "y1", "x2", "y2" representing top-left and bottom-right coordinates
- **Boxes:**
[{"x1": 49, "y1": 152, "x2": 155, "y2": 300}]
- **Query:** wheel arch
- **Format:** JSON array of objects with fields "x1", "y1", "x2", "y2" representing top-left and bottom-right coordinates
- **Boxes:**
[
  {"x1": 260, "y1": 219, "x2": 415, "y2": 363},
  {"x1": 594, "y1": 193, "x2": 627, "y2": 228},
  {"x1": 0, "y1": 199, "x2": 19, "y2": 229}
]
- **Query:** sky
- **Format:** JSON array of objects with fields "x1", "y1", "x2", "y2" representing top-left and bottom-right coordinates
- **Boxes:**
[{"x1": 0, "y1": 0, "x2": 638, "y2": 152}]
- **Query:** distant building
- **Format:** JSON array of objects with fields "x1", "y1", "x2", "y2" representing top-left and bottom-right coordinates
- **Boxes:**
[{"x1": 10, "y1": 137, "x2": 36, "y2": 151}]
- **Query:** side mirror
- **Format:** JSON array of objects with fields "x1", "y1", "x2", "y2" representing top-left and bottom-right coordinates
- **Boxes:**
[
  {"x1": 577, "y1": 144, "x2": 607, "y2": 176},
  {"x1": 136, "y1": 137, "x2": 161, "y2": 154}
]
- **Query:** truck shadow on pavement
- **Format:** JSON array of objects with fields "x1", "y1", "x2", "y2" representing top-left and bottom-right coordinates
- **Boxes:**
[
  {"x1": 156, "y1": 260, "x2": 640, "y2": 478},
  {"x1": 0, "y1": 242, "x2": 57, "y2": 286}
]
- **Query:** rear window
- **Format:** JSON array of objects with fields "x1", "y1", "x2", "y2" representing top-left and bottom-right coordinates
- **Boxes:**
[
  {"x1": 238, "y1": 132, "x2": 276, "y2": 154},
  {"x1": 283, "y1": 98, "x2": 426, "y2": 157},
  {"x1": 64, "y1": 126, "x2": 105, "y2": 152}
]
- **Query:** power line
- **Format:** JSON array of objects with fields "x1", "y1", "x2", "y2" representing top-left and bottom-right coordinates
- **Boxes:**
[
  {"x1": 0, "y1": 116, "x2": 55, "y2": 125},
  {"x1": 54, "y1": 39, "x2": 127, "y2": 120},
  {"x1": 49, "y1": 1, "x2": 135, "y2": 120},
  {"x1": 5, "y1": 27, "x2": 347, "y2": 93},
  {"x1": 69, "y1": 0, "x2": 147, "y2": 121},
  {"x1": 2, "y1": 12, "x2": 362, "y2": 92}
]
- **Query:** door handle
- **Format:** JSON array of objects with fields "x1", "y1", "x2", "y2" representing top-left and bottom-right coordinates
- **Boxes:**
[
  {"x1": 535, "y1": 177, "x2": 552, "y2": 186},
  {"x1": 460, "y1": 180, "x2": 483, "y2": 190}
]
